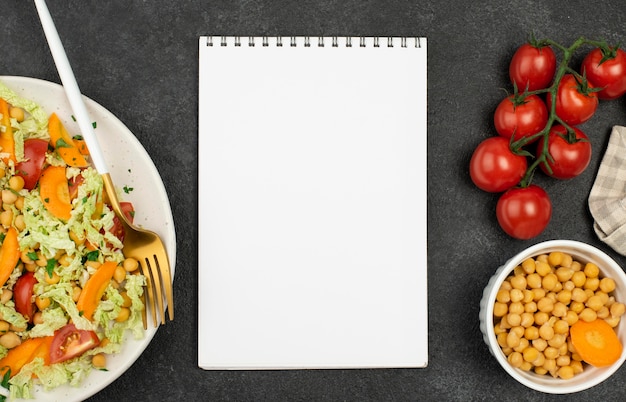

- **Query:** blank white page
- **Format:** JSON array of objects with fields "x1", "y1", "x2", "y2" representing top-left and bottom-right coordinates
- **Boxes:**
[{"x1": 198, "y1": 36, "x2": 428, "y2": 369}]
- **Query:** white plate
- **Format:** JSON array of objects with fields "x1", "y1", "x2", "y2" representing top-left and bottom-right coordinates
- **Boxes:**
[{"x1": 0, "y1": 76, "x2": 176, "y2": 401}]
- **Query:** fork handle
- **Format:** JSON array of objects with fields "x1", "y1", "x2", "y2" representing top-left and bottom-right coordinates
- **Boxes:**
[{"x1": 34, "y1": 0, "x2": 109, "y2": 175}]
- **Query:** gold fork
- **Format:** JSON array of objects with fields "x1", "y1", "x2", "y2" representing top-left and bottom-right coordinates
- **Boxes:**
[{"x1": 34, "y1": 0, "x2": 174, "y2": 327}]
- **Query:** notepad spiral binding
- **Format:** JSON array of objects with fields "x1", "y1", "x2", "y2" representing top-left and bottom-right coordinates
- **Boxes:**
[{"x1": 204, "y1": 36, "x2": 422, "y2": 48}]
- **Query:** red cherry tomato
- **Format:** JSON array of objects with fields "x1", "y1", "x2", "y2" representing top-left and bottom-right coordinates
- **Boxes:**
[
  {"x1": 509, "y1": 43, "x2": 557, "y2": 91},
  {"x1": 49, "y1": 323, "x2": 100, "y2": 364},
  {"x1": 494, "y1": 94, "x2": 548, "y2": 142},
  {"x1": 15, "y1": 139, "x2": 48, "y2": 190},
  {"x1": 547, "y1": 74, "x2": 598, "y2": 125},
  {"x1": 14, "y1": 272, "x2": 37, "y2": 322},
  {"x1": 581, "y1": 47, "x2": 626, "y2": 100},
  {"x1": 538, "y1": 125, "x2": 591, "y2": 179},
  {"x1": 496, "y1": 185, "x2": 552, "y2": 239},
  {"x1": 469, "y1": 136, "x2": 527, "y2": 193},
  {"x1": 109, "y1": 202, "x2": 135, "y2": 243}
]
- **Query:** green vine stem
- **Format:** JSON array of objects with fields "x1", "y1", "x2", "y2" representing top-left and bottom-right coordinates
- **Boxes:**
[{"x1": 510, "y1": 36, "x2": 608, "y2": 188}]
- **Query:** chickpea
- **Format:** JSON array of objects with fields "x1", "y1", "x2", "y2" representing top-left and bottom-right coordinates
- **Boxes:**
[
  {"x1": 0, "y1": 332, "x2": 20, "y2": 349},
  {"x1": 579, "y1": 308, "x2": 597, "y2": 322},
  {"x1": 513, "y1": 338, "x2": 529, "y2": 353},
  {"x1": 522, "y1": 346, "x2": 539, "y2": 363},
  {"x1": 33, "y1": 312, "x2": 44, "y2": 325},
  {"x1": 507, "y1": 313, "x2": 521, "y2": 327},
  {"x1": 584, "y1": 263, "x2": 600, "y2": 278},
  {"x1": 494, "y1": 302, "x2": 508, "y2": 317},
  {"x1": 611, "y1": 302, "x2": 626, "y2": 318},
  {"x1": 524, "y1": 301, "x2": 537, "y2": 313},
  {"x1": 9, "y1": 107, "x2": 24, "y2": 122},
  {"x1": 553, "y1": 320, "x2": 569, "y2": 335},
  {"x1": 542, "y1": 273, "x2": 558, "y2": 291},
  {"x1": 571, "y1": 271, "x2": 587, "y2": 288},
  {"x1": 1, "y1": 189, "x2": 17, "y2": 205},
  {"x1": 510, "y1": 275, "x2": 526, "y2": 290},
  {"x1": 509, "y1": 301, "x2": 524, "y2": 315},
  {"x1": 92, "y1": 353, "x2": 107, "y2": 368},
  {"x1": 115, "y1": 307, "x2": 130, "y2": 323},
  {"x1": 0, "y1": 289, "x2": 12, "y2": 304},
  {"x1": 8, "y1": 176, "x2": 24, "y2": 192},
  {"x1": 600, "y1": 277, "x2": 616, "y2": 293},
  {"x1": 587, "y1": 295, "x2": 604, "y2": 311},
  {"x1": 0, "y1": 321, "x2": 10, "y2": 333},
  {"x1": 571, "y1": 288, "x2": 587, "y2": 303},
  {"x1": 44, "y1": 271, "x2": 61, "y2": 285},
  {"x1": 539, "y1": 321, "x2": 554, "y2": 341},
  {"x1": 534, "y1": 311, "x2": 550, "y2": 326},
  {"x1": 0, "y1": 209, "x2": 12, "y2": 227},
  {"x1": 113, "y1": 266, "x2": 127, "y2": 283},
  {"x1": 524, "y1": 326, "x2": 539, "y2": 340},
  {"x1": 536, "y1": 261, "x2": 552, "y2": 276},
  {"x1": 13, "y1": 214, "x2": 25, "y2": 231},
  {"x1": 537, "y1": 297, "x2": 554, "y2": 313},
  {"x1": 548, "y1": 252, "x2": 564, "y2": 267},
  {"x1": 35, "y1": 296, "x2": 51, "y2": 310},
  {"x1": 496, "y1": 289, "x2": 510, "y2": 303},
  {"x1": 557, "y1": 366, "x2": 575, "y2": 379},
  {"x1": 527, "y1": 273, "x2": 542, "y2": 289},
  {"x1": 123, "y1": 257, "x2": 139, "y2": 272},
  {"x1": 521, "y1": 258, "x2": 535, "y2": 274},
  {"x1": 584, "y1": 277, "x2": 600, "y2": 291},
  {"x1": 510, "y1": 289, "x2": 524, "y2": 303}
]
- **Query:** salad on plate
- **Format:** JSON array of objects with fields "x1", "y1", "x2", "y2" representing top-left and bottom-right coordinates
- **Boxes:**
[{"x1": 0, "y1": 80, "x2": 145, "y2": 399}]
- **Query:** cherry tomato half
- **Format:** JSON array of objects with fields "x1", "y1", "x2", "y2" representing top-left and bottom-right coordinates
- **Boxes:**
[
  {"x1": 547, "y1": 74, "x2": 598, "y2": 126},
  {"x1": 509, "y1": 43, "x2": 557, "y2": 92},
  {"x1": 49, "y1": 323, "x2": 100, "y2": 364},
  {"x1": 538, "y1": 125, "x2": 591, "y2": 180},
  {"x1": 469, "y1": 136, "x2": 527, "y2": 193},
  {"x1": 581, "y1": 47, "x2": 626, "y2": 100},
  {"x1": 15, "y1": 139, "x2": 48, "y2": 190},
  {"x1": 494, "y1": 94, "x2": 548, "y2": 142},
  {"x1": 109, "y1": 201, "x2": 135, "y2": 243},
  {"x1": 496, "y1": 185, "x2": 552, "y2": 240},
  {"x1": 14, "y1": 272, "x2": 37, "y2": 323}
]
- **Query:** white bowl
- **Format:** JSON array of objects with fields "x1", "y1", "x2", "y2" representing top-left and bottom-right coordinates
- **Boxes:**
[{"x1": 479, "y1": 240, "x2": 626, "y2": 394}]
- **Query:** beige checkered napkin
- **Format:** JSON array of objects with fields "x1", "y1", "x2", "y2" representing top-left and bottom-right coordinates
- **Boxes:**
[{"x1": 589, "y1": 126, "x2": 626, "y2": 255}]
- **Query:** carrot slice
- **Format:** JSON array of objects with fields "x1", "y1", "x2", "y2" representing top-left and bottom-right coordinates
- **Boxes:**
[
  {"x1": 0, "y1": 337, "x2": 47, "y2": 378},
  {"x1": 570, "y1": 319, "x2": 623, "y2": 367},
  {"x1": 39, "y1": 165, "x2": 72, "y2": 221},
  {"x1": 76, "y1": 261, "x2": 118, "y2": 320},
  {"x1": 0, "y1": 227, "x2": 20, "y2": 288},
  {"x1": 30, "y1": 336, "x2": 54, "y2": 367},
  {"x1": 48, "y1": 113, "x2": 88, "y2": 167},
  {"x1": 0, "y1": 98, "x2": 16, "y2": 164},
  {"x1": 72, "y1": 137, "x2": 90, "y2": 156}
]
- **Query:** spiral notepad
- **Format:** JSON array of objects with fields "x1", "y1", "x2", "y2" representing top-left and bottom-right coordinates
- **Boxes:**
[{"x1": 198, "y1": 36, "x2": 428, "y2": 369}]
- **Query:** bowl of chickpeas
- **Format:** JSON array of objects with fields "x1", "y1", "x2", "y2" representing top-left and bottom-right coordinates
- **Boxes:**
[{"x1": 479, "y1": 240, "x2": 626, "y2": 394}]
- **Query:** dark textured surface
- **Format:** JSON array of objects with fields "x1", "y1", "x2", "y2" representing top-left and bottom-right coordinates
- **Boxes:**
[{"x1": 3, "y1": 1, "x2": 626, "y2": 401}]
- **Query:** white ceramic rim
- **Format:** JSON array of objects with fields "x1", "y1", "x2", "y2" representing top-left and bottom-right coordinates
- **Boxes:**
[{"x1": 0, "y1": 76, "x2": 176, "y2": 401}]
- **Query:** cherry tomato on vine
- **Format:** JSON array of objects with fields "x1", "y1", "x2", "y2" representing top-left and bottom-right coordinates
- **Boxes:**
[
  {"x1": 509, "y1": 43, "x2": 557, "y2": 91},
  {"x1": 496, "y1": 185, "x2": 552, "y2": 239},
  {"x1": 538, "y1": 125, "x2": 591, "y2": 180},
  {"x1": 547, "y1": 74, "x2": 598, "y2": 125},
  {"x1": 469, "y1": 136, "x2": 527, "y2": 193},
  {"x1": 581, "y1": 47, "x2": 626, "y2": 100},
  {"x1": 494, "y1": 94, "x2": 548, "y2": 142}
]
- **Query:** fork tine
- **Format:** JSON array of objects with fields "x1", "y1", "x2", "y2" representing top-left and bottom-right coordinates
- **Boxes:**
[
  {"x1": 145, "y1": 256, "x2": 166, "y2": 326},
  {"x1": 138, "y1": 258, "x2": 158, "y2": 328},
  {"x1": 153, "y1": 243, "x2": 174, "y2": 321}
]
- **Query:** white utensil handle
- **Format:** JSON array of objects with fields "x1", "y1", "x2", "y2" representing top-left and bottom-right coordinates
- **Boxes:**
[{"x1": 33, "y1": 0, "x2": 109, "y2": 174}]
